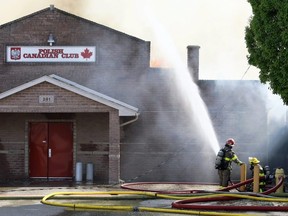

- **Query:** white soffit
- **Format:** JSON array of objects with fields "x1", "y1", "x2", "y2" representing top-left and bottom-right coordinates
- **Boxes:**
[{"x1": 0, "y1": 74, "x2": 139, "y2": 116}]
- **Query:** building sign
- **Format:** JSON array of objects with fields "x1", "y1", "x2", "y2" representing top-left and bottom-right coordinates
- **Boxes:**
[
  {"x1": 39, "y1": 95, "x2": 55, "y2": 104},
  {"x1": 6, "y1": 46, "x2": 96, "y2": 63}
]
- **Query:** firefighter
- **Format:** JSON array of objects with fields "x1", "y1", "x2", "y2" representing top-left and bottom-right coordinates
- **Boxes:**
[
  {"x1": 218, "y1": 138, "x2": 244, "y2": 188},
  {"x1": 249, "y1": 157, "x2": 266, "y2": 192}
]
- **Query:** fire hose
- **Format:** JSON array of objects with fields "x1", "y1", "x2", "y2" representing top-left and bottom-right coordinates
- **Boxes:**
[
  {"x1": 171, "y1": 176, "x2": 288, "y2": 212},
  {"x1": 41, "y1": 176, "x2": 288, "y2": 215},
  {"x1": 120, "y1": 178, "x2": 255, "y2": 194},
  {"x1": 41, "y1": 190, "x2": 254, "y2": 216}
]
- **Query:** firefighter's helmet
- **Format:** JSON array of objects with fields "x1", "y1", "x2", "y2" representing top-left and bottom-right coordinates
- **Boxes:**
[
  {"x1": 249, "y1": 157, "x2": 260, "y2": 164},
  {"x1": 226, "y1": 138, "x2": 235, "y2": 146}
]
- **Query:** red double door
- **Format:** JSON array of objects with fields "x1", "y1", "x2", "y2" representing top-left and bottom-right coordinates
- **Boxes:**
[{"x1": 29, "y1": 122, "x2": 73, "y2": 178}]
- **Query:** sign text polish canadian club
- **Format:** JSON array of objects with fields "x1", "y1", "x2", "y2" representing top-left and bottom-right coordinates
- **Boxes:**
[{"x1": 6, "y1": 46, "x2": 96, "y2": 63}]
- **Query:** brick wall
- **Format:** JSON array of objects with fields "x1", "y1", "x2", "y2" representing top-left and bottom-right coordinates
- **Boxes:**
[
  {"x1": 0, "y1": 7, "x2": 150, "y2": 96},
  {"x1": 76, "y1": 113, "x2": 110, "y2": 183}
]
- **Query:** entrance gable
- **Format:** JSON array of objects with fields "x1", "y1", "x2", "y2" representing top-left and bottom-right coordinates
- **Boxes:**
[
  {"x1": 0, "y1": 75, "x2": 139, "y2": 115},
  {"x1": 0, "y1": 82, "x2": 114, "y2": 113}
]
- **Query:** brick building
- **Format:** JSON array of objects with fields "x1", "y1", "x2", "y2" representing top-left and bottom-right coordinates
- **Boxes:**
[
  {"x1": 0, "y1": 5, "x2": 145, "y2": 184},
  {"x1": 0, "y1": 5, "x2": 284, "y2": 184}
]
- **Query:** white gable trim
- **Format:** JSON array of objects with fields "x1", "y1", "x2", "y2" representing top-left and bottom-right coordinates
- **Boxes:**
[{"x1": 0, "y1": 74, "x2": 139, "y2": 116}]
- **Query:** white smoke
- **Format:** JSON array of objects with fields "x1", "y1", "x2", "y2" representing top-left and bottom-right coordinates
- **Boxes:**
[{"x1": 0, "y1": 0, "x2": 258, "y2": 80}]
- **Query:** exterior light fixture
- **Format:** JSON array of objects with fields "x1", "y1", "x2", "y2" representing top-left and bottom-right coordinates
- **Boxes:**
[{"x1": 47, "y1": 33, "x2": 55, "y2": 46}]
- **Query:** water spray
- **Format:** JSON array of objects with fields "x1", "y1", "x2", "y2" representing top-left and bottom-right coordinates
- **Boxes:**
[{"x1": 138, "y1": 2, "x2": 220, "y2": 154}]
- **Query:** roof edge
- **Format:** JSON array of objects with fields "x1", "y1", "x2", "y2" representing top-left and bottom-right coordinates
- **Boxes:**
[{"x1": 0, "y1": 6, "x2": 149, "y2": 44}]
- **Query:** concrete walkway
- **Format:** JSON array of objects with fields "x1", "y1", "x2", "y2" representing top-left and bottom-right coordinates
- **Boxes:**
[{"x1": 0, "y1": 179, "x2": 122, "y2": 199}]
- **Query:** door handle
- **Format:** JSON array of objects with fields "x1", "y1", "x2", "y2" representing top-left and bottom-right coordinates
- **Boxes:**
[{"x1": 48, "y1": 149, "x2": 52, "y2": 158}]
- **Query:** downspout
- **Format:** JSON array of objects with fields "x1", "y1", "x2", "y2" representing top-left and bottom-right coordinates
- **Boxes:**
[{"x1": 120, "y1": 113, "x2": 139, "y2": 127}]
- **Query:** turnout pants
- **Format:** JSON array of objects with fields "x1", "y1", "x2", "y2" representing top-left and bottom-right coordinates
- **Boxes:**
[{"x1": 218, "y1": 169, "x2": 231, "y2": 187}]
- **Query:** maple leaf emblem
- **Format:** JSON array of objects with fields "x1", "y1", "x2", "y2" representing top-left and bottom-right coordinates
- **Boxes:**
[{"x1": 81, "y1": 48, "x2": 93, "y2": 59}]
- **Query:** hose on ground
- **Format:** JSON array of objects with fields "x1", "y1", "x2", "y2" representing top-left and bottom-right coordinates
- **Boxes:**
[
  {"x1": 41, "y1": 177, "x2": 287, "y2": 215},
  {"x1": 172, "y1": 176, "x2": 286, "y2": 212},
  {"x1": 41, "y1": 190, "x2": 256, "y2": 216}
]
